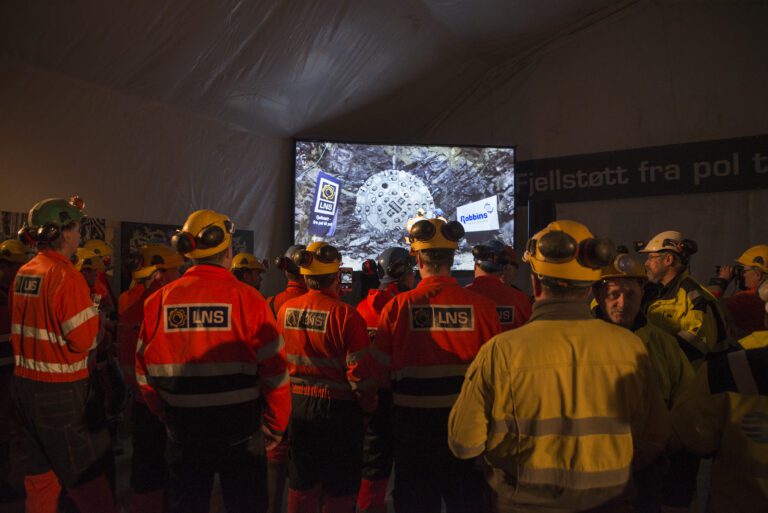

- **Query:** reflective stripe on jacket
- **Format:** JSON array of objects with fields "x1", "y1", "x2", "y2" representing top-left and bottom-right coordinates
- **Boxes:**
[
  {"x1": 671, "y1": 331, "x2": 768, "y2": 512},
  {"x1": 646, "y1": 270, "x2": 728, "y2": 365},
  {"x1": 278, "y1": 289, "x2": 377, "y2": 409},
  {"x1": 465, "y1": 274, "x2": 532, "y2": 330},
  {"x1": 448, "y1": 299, "x2": 671, "y2": 512},
  {"x1": 10, "y1": 250, "x2": 99, "y2": 382},
  {"x1": 374, "y1": 275, "x2": 501, "y2": 409},
  {"x1": 136, "y1": 264, "x2": 290, "y2": 442}
]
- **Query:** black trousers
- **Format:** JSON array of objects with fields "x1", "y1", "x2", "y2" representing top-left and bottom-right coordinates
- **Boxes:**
[
  {"x1": 288, "y1": 393, "x2": 363, "y2": 497},
  {"x1": 130, "y1": 400, "x2": 167, "y2": 493},
  {"x1": 361, "y1": 389, "x2": 394, "y2": 482},
  {"x1": 166, "y1": 432, "x2": 267, "y2": 513},
  {"x1": 11, "y1": 376, "x2": 112, "y2": 489},
  {"x1": 392, "y1": 406, "x2": 487, "y2": 513}
]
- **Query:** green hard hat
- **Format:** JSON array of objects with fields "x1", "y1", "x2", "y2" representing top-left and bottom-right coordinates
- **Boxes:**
[{"x1": 28, "y1": 197, "x2": 86, "y2": 228}]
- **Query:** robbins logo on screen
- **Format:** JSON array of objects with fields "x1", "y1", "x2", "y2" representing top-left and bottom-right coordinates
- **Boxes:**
[
  {"x1": 410, "y1": 305, "x2": 474, "y2": 331},
  {"x1": 284, "y1": 308, "x2": 329, "y2": 333},
  {"x1": 456, "y1": 195, "x2": 500, "y2": 233},
  {"x1": 14, "y1": 275, "x2": 42, "y2": 297},
  {"x1": 165, "y1": 304, "x2": 231, "y2": 331},
  {"x1": 496, "y1": 306, "x2": 516, "y2": 325}
]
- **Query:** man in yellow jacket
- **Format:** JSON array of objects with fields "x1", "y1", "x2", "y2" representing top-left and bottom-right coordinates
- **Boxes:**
[
  {"x1": 449, "y1": 220, "x2": 671, "y2": 513},
  {"x1": 671, "y1": 280, "x2": 768, "y2": 512},
  {"x1": 638, "y1": 231, "x2": 729, "y2": 366},
  {"x1": 592, "y1": 251, "x2": 695, "y2": 512}
]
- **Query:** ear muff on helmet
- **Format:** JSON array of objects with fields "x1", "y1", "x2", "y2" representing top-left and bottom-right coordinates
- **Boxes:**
[
  {"x1": 409, "y1": 219, "x2": 436, "y2": 242},
  {"x1": 381, "y1": 257, "x2": 414, "y2": 281},
  {"x1": 171, "y1": 231, "x2": 197, "y2": 254},
  {"x1": 18, "y1": 225, "x2": 37, "y2": 246},
  {"x1": 293, "y1": 245, "x2": 342, "y2": 268},
  {"x1": 274, "y1": 255, "x2": 300, "y2": 274},
  {"x1": 410, "y1": 220, "x2": 465, "y2": 243},
  {"x1": 472, "y1": 245, "x2": 514, "y2": 267},
  {"x1": 172, "y1": 220, "x2": 234, "y2": 255},
  {"x1": 36, "y1": 223, "x2": 61, "y2": 242},
  {"x1": 527, "y1": 230, "x2": 615, "y2": 270}
]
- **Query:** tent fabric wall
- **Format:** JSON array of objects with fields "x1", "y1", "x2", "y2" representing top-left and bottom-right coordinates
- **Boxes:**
[
  {"x1": 556, "y1": 190, "x2": 768, "y2": 285},
  {"x1": 417, "y1": 2, "x2": 768, "y2": 157}
]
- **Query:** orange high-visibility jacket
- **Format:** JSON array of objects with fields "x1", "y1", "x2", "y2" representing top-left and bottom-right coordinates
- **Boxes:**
[
  {"x1": 267, "y1": 280, "x2": 307, "y2": 316},
  {"x1": 0, "y1": 285, "x2": 11, "y2": 368},
  {"x1": 117, "y1": 281, "x2": 159, "y2": 401},
  {"x1": 10, "y1": 250, "x2": 99, "y2": 382},
  {"x1": 465, "y1": 275, "x2": 532, "y2": 330},
  {"x1": 278, "y1": 288, "x2": 378, "y2": 411},
  {"x1": 136, "y1": 264, "x2": 290, "y2": 442},
  {"x1": 374, "y1": 275, "x2": 502, "y2": 409},
  {"x1": 356, "y1": 284, "x2": 399, "y2": 338}
]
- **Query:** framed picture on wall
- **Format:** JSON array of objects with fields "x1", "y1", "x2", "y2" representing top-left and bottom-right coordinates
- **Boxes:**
[{"x1": 119, "y1": 221, "x2": 254, "y2": 292}]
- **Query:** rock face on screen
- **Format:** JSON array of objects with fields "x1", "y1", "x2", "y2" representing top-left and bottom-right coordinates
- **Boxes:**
[{"x1": 294, "y1": 142, "x2": 515, "y2": 271}]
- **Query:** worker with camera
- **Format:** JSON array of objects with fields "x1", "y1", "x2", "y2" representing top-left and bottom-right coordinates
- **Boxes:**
[
  {"x1": 276, "y1": 241, "x2": 378, "y2": 513},
  {"x1": 449, "y1": 220, "x2": 670, "y2": 513},
  {"x1": 708, "y1": 244, "x2": 768, "y2": 337}
]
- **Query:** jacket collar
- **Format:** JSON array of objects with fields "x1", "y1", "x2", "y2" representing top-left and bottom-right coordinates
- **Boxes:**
[
  {"x1": 472, "y1": 274, "x2": 503, "y2": 286},
  {"x1": 287, "y1": 280, "x2": 308, "y2": 291},
  {"x1": 529, "y1": 298, "x2": 594, "y2": 322},
  {"x1": 656, "y1": 269, "x2": 688, "y2": 300},
  {"x1": 417, "y1": 275, "x2": 458, "y2": 288},
  {"x1": 39, "y1": 249, "x2": 74, "y2": 265},
  {"x1": 184, "y1": 264, "x2": 236, "y2": 280}
]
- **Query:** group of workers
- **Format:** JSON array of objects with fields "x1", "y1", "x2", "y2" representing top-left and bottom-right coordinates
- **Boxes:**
[{"x1": 0, "y1": 195, "x2": 765, "y2": 513}]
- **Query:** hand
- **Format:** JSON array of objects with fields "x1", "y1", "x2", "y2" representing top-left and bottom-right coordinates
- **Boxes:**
[
  {"x1": 261, "y1": 424, "x2": 281, "y2": 451},
  {"x1": 717, "y1": 265, "x2": 735, "y2": 281}
]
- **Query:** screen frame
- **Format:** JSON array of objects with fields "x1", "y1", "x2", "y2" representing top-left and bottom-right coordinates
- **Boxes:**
[{"x1": 292, "y1": 137, "x2": 518, "y2": 273}]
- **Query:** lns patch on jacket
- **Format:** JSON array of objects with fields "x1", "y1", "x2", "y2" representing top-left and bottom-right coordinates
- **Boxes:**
[
  {"x1": 14, "y1": 275, "x2": 42, "y2": 297},
  {"x1": 164, "y1": 304, "x2": 231, "y2": 332},
  {"x1": 410, "y1": 305, "x2": 474, "y2": 331},
  {"x1": 283, "y1": 308, "x2": 329, "y2": 333}
]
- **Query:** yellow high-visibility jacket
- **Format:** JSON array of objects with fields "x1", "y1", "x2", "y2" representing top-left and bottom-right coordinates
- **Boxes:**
[
  {"x1": 671, "y1": 331, "x2": 768, "y2": 513},
  {"x1": 448, "y1": 299, "x2": 671, "y2": 512},
  {"x1": 645, "y1": 270, "x2": 728, "y2": 366},
  {"x1": 634, "y1": 319, "x2": 694, "y2": 409}
]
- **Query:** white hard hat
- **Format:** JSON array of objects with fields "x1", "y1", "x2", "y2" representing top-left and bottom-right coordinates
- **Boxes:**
[{"x1": 637, "y1": 231, "x2": 685, "y2": 253}]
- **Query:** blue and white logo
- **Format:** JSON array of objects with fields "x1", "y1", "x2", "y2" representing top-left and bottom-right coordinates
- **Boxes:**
[{"x1": 456, "y1": 195, "x2": 500, "y2": 232}]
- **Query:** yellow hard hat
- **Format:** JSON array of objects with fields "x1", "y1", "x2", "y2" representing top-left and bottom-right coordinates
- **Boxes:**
[
  {"x1": 598, "y1": 253, "x2": 647, "y2": 281},
  {"x1": 0, "y1": 239, "x2": 29, "y2": 264},
  {"x1": 83, "y1": 239, "x2": 113, "y2": 257},
  {"x1": 295, "y1": 242, "x2": 341, "y2": 276},
  {"x1": 171, "y1": 209, "x2": 234, "y2": 259},
  {"x1": 73, "y1": 248, "x2": 105, "y2": 272},
  {"x1": 132, "y1": 244, "x2": 184, "y2": 280},
  {"x1": 736, "y1": 244, "x2": 768, "y2": 274},
  {"x1": 231, "y1": 253, "x2": 266, "y2": 272},
  {"x1": 524, "y1": 220, "x2": 615, "y2": 283},
  {"x1": 408, "y1": 218, "x2": 465, "y2": 254}
]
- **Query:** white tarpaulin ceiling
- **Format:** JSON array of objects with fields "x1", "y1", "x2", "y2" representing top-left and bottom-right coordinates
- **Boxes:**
[
  {"x1": 0, "y1": 0, "x2": 632, "y2": 138},
  {"x1": 0, "y1": 0, "x2": 765, "y2": 295}
]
